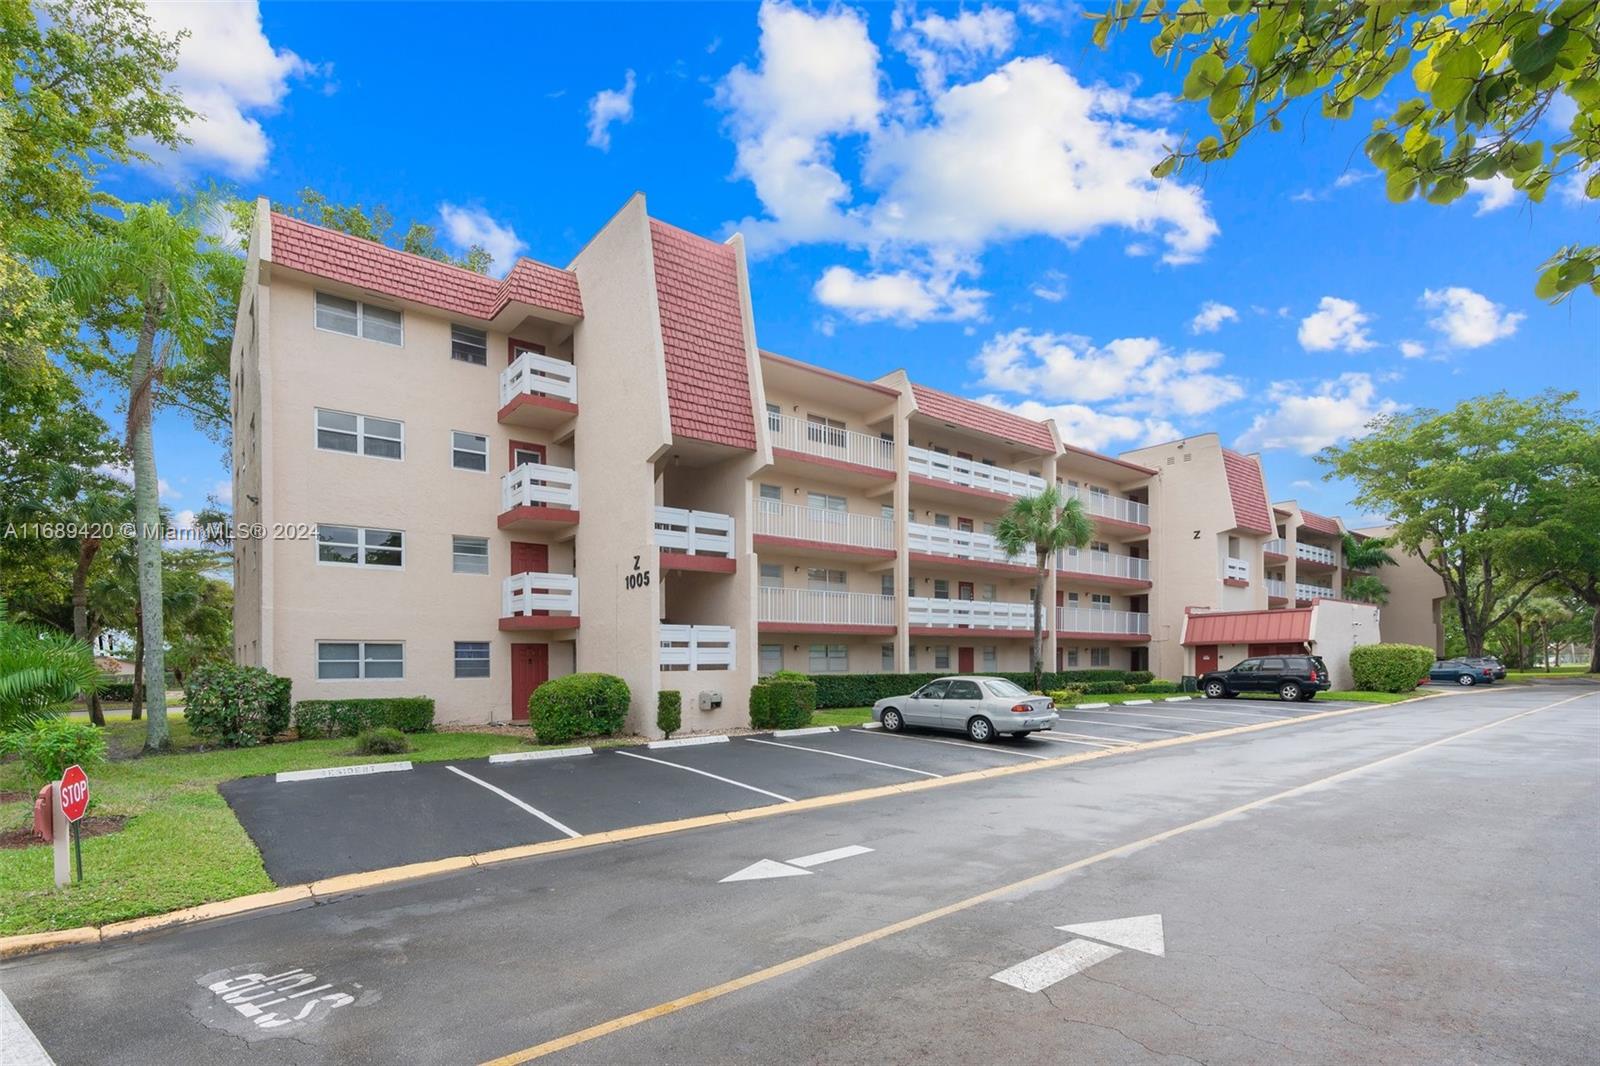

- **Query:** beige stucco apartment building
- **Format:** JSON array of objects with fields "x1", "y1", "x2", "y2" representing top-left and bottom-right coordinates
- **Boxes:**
[{"x1": 230, "y1": 194, "x2": 1443, "y2": 735}]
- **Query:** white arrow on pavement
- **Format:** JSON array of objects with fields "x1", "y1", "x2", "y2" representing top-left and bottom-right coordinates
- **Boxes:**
[
  {"x1": 991, "y1": 914, "x2": 1164, "y2": 993},
  {"x1": 720, "y1": 844, "x2": 873, "y2": 882},
  {"x1": 1057, "y1": 913, "x2": 1165, "y2": 957}
]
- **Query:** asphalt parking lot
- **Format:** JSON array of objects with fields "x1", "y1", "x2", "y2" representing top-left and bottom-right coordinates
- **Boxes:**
[{"x1": 221, "y1": 696, "x2": 1366, "y2": 885}]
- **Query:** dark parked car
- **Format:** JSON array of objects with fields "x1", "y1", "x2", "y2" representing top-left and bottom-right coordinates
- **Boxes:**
[
  {"x1": 1429, "y1": 659, "x2": 1497, "y2": 686},
  {"x1": 1462, "y1": 656, "x2": 1507, "y2": 680},
  {"x1": 1201, "y1": 655, "x2": 1330, "y2": 702}
]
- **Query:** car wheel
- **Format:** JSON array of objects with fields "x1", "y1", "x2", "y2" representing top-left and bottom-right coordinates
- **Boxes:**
[
  {"x1": 1278, "y1": 681, "x2": 1302, "y2": 702},
  {"x1": 1457, "y1": 674, "x2": 1476, "y2": 686},
  {"x1": 1203, "y1": 680, "x2": 1227, "y2": 699},
  {"x1": 967, "y1": 716, "x2": 995, "y2": 743},
  {"x1": 881, "y1": 708, "x2": 904, "y2": 732}
]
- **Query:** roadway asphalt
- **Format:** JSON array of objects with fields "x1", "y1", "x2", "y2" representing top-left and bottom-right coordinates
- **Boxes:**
[{"x1": 2, "y1": 682, "x2": 1594, "y2": 1065}]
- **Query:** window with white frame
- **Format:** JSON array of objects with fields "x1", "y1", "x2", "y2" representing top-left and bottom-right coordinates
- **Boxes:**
[
  {"x1": 315, "y1": 409, "x2": 404, "y2": 460},
  {"x1": 1091, "y1": 593, "x2": 1112, "y2": 609},
  {"x1": 452, "y1": 535, "x2": 489, "y2": 575},
  {"x1": 766, "y1": 402, "x2": 780, "y2": 432},
  {"x1": 933, "y1": 645, "x2": 950, "y2": 670},
  {"x1": 980, "y1": 583, "x2": 997, "y2": 601},
  {"x1": 451, "y1": 325, "x2": 488, "y2": 365},
  {"x1": 982, "y1": 646, "x2": 997, "y2": 671},
  {"x1": 806, "y1": 414, "x2": 846, "y2": 448},
  {"x1": 454, "y1": 641, "x2": 490, "y2": 678},
  {"x1": 809, "y1": 643, "x2": 848, "y2": 672},
  {"x1": 1090, "y1": 647, "x2": 1111, "y2": 667},
  {"x1": 317, "y1": 525, "x2": 404, "y2": 568},
  {"x1": 1091, "y1": 540, "x2": 1110, "y2": 553},
  {"x1": 759, "y1": 644, "x2": 783, "y2": 676},
  {"x1": 933, "y1": 513, "x2": 951, "y2": 528},
  {"x1": 806, "y1": 492, "x2": 846, "y2": 512},
  {"x1": 1066, "y1": 647, "x2": 1080, "y2": 667},
  {"x1": 807, "y1": 568, "x2": 845, "y2": 591},
  {"x1": 452, "y1": 431, "x2": 488, "y2": 471},
  {"x1": 315, "y1": 292, "x2": 402, "y2": 345},
  {"x1": 881, "y1": 644, "x2": 894, "y2": 671},
  {"x1": 759, "y1": 563, "x2": 783, "y2": 588},
  {"x1": 317, "y1": 641, "x2": 404, "y2": 680},
  {"x1": 758, "y1": 483, "x2": 781, "y2": 513},
  {"x1": 933, "y1": 579, "x2": 949, "y2": 599}
]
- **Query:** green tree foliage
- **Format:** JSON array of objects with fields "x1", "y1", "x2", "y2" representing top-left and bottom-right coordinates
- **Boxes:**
[
  {"x1": 1343, "y1": 573, "x2": 1393, "y2": 606},
  {"x1": 1340, "y1": 532, "x2": 1398, "y2": 604},
  {"x1": 1094, "y1": 1, "x2": 1600, "y2": 301},
  {"x1": 280, "y1": 188, "x2": 493, "y2": 274},
  {"x1": 995, "y1": 486, "x2": 1095, "y2": 691},
  {"x1": 0, "y1": 601, "x2": 100, "y2": 732}
]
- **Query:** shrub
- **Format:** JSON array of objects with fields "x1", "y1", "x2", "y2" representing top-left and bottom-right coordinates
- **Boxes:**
[
  {"x1": 0, "y1": 717, "x2": 108, "y2": 783},
  {"x1": 354, "y1": 726, "x2": 410, "y2": 755},
  {"x1": 657, "y1": 690, "x2": 682, "y2": 738},
  {"x1": 803, "y1": 670, "x2": 1151, "y2": 708},
  {"x1": 183, "y1": 663, "x2": 292, "y2": 747},
  {"x1": 1082, "y1": 680, "x2": 1132, "y2": 695},
  {"x1": 293, "y1": 697, "x2": 435, "y2": 738},
  {"x1": 96, "y1": 679, "x2": 137, "y2": 702},
  {"x1": 529, "y1": 673, "x2": 629, "y2": 745},
  {"x1": 749, "y1": 683, "x2": 773, "y2": 729},
  {"x1": 1047, "y1": 689, "x2": 1081, "y2": 707},
  {"x1": 1349, "y1": 643, "x2": 1436, "y2": 693},
  {"x1": 765, "y1": 677, "x2": 816, "y2": 729},
  {"x1": 1133, "y1": 679, "x2": 1179, "y2": 693}
]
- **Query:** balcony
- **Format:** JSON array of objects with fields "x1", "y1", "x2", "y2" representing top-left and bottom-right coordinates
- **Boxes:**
[
  {"x1": 754, "y1": 500, "x2": 895, "y2": 557},
  {"x1": 498, "y1": 351, "x2": 578, "y2": 429},
  {"x1": 1295, "y1": 582, "x2": 1334, "y2": 601},
  {"x1": 1264, "y1": 538, "x2": 1288, "y2": 557},
  {"x1": 1224, "y1": 557, "x2": 1250, "y2": 583},
  {"x1": 907, "y1": 522, "x2": 1023, "y2": 569},
  {"x1": 1056, "y1": 606, "x2": 1150, "y2": 639},
  {"x1": 1067, "y1": 486, "x2": 1150, "y2": 528},
  {"x1": 1057, "y1": 547, "x2": 1150, "y2": 584},
  {"x1": 759, "y1": 587, "x2": 895, "y2": 633},
  {"x1": 1266, "y1": 578, "x2": 1288, "y2": 599},
  {"x1": 909, "y1": 596, "x2": 1034, "y2": 632},
  {"x1": 660, "y1": 625, "x2": 735, "y2": 670},
  {"x1": 769, "y1": 413, "x2": 895, "y2": 479},
  {"x1": 655, "y1": 507, "x2": 735, "y2": 572},
  {"x1": 500, "y1": 572, "x2": 579, "y2": 631},
  {"x1": 908, "y1": 446, "x2": 1046, "y2": 500},
  {"x1": 1296, "y1": 541, "x2": 1338, "y2": 566},
  {"x1": 499, "y1": 463, "x2": 580, "y2": 532}
]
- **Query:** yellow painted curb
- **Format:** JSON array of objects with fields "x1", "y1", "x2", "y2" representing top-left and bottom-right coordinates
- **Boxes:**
[{"x1": 0, "y1": 691, "x2": 1444, "y2": 960}]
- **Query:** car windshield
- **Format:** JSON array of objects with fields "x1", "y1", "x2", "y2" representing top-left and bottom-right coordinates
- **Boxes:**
[{"x1": 985, "y1": 678, "x2": 1030, "y2": 698}]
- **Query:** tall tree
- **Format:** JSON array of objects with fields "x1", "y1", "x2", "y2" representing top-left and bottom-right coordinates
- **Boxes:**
[
  {"x1": 280, "y1": 188, "x2": 493, "y2": 273},
  {"x1": 995, "y1": 486, "x2": 1095, "y2": 691},
  {"x1": 1094, "y1": 1, "x2": 1600, "y2": 301},
  {"x1": 1340, "y1": 531, "x2": 1398, "y2": 604}
]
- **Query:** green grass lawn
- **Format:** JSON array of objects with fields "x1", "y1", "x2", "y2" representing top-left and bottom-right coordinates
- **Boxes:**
[
  {"x1": 1233, "y1": 689, "x2": 1419, "y2": 704},
  {"x1": 812, "y1": 709, "x2": 874, "y2": 728},
  {"x1": 1506, "y1": 667, "x2": 1597, "y2": 681}
]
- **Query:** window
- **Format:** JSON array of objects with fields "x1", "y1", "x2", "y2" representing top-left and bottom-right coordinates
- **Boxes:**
[
  {"x1": 317, "y1": 641, "x2": 403, "y2": 680},
  {"x1": 1089, "y1": 647, "x2": 1111, "y2": 667},
  {"x1": 1227, "y1": 535, "x2": 1242, "y2": 559},
  {"x1": 809, "y1": 643, "x2": 848, "y2": 672},
  {"x1": 957, "y1": 517, "x2": 974, "y2": 533},
  {"x1": 946, "y1": 680, "x2": 982, "y2": 700},
  {"x1": 759, "y1": 644, "x2": 783, "y2": 676},
  {"x1": 1066, "y1": 647, "x2": 1080, "y2": 667},
  {"x1": 452, "y1": 431, "x2": 488, "y2": 471},
  {"x1": 1067, "y1": 591, "x2": 1080, "y2": 604},
  {"x1": 315, "y1": 409, "x2": 404, "y2": 460},
  {"x1": 933, "y1": 579, "x2": 950, "y2": 599},
  {"x1": 766, "y1": 402, "x2": 781, "y2": 432},
  {"x1": 315, "y1": 292, "x2": 402, "y2": 345},
  {"x1": 511, "y1": 444, "x2": 543, "y2": 467},
  {"x1": 1091, "y1": 541, "x2": 1109, "y2": 553},
  {"x1": 981, "y1": 583, "x2": 997, "y2": 602},
  {"x1": 909, "y1": 645, "x2": 918, "y2": 670},
  {"x1": 454, "y1": 641, "x2": 491, "y2": 678},
  {"x1": 451, "y1": 325, "x2": 488, "y2": 365},
  {"x1": 807, "y1": 568, "x2": 846, "y2": 591},
  {"x1": 758, "y1": 483, "x2": 782, "y2": 512},
  {"x1": 982, "y1": 646, "x2": 997, "y2": 671},
  {"x1": 933, "y1": 513, "x2": 951, "y2": 528},
  {"x1": 317, "y1": 525, "x2": 404, "y2": 568},
  {"x1": 881, "y1": 572, "x2": 894, "y2": 596},
  {"x1": 986, "y1": 678, "x2": 1029, "y2": 698},
  {"x1": 807, "y1": 492, "x2": 846, "y2": 512},
  {"x1": 759, "y1": 563, "x2": 783, "y2": 588},
  {"x1": 806, "y1": 414, "x2": 846, "y2": 447},
  {"x1": 1260, "y1": 657, "x2": 1286, "y2": 671},
  {"x1": 881, "y1": 644, "x2": 894, "y2": 671},
  {"x1": 933, "y1": 645, "x2": 951, "y2": 670},
  {"x1": 917, "y1": 680, "x2": 950, "y2": 699},
  {"x1": 1091, "y1": 593, "x2": 1112, "y2": 609},
  {"x1": 452, "y1": 535, "x2": 489, "y2": 575}
]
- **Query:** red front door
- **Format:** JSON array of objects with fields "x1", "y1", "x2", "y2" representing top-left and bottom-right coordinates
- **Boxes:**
[
  {"x1": 509, "y1": 338, "x2": 546, "y2": 364},
  {"x1": 510, "y1": 643, "x2": 548, "y2": 721},
  {"x1": 511, "y1": 543, "x2": 549, "y2": 616},
  {"x1": 958, "y1": 647, "x2": 975, "y2": 673},
  {"x1": 1195, "y1": 645, "x2": 1219, "y2": 674}
]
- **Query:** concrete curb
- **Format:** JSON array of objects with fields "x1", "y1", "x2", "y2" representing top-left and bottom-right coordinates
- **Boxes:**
[
  {"x1": 647, "y1": 736, "x2": 729, "y2": 749},
  {"x1": 1077, "y1": 702, "x2": 1110, "y2": 709},
  {"x1": 275, "y1": 760, "x2": 412, "y2": 783},
  {"x1": 488, "y1": 747, "x2": 594, "y2": 764},
  {"x1": 771, "y1": 726, "x2": 839, "y2": 737},
  {"x1": 0, "y1": 690, "x2": 1445, "y2": 961}
]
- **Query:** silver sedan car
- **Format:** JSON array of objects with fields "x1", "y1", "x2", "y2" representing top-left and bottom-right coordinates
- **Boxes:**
[{"x1": 872, "y1": 676, "x2": 1058, "y2": 743}]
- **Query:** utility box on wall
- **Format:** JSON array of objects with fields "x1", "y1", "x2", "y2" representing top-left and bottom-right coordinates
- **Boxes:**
[{"x1": 698, "y1": 690, "x2": 722, "y2": 712}]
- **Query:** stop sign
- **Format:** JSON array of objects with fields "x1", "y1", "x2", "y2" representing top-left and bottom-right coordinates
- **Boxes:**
[{"x1": 59, "y1": 764, "x2": 89, "y2": 823}]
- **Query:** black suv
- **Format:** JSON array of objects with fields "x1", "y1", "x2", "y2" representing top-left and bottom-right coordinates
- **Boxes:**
[{"x1": 1200, "y1": 655, "x2": 1331, "y2": 702}]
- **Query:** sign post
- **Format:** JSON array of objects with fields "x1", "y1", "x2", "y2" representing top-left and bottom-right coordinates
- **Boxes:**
[{"x1": 58, "y1": 764, "x2": 89, "y2": 885}]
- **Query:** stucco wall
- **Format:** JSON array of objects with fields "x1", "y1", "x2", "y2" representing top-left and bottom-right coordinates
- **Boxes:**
[{"x1": 1309, "y1": 600, "x2": 1383, "y2": 688}]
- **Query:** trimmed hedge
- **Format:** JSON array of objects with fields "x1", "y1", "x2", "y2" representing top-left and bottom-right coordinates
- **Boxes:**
[
  {"x1": 657, "y1": 690, "x2": 682, "y2": 739},
  {"x1": 293, "y1": 697, "x2": 436, "y2": 739},
  {"x1": 804, "y1": 670, "x2": 1153, "y2": 709},
  {"x1": 1134, "y1": 679, "x2": 1179, "y2": 694},
  {"x1": 529, "y1": 673, "x2": 629, "y2": 745},
  {"x1": 355, "y1": 726, "x2": 410, "y2": 755},
  {"x1": 1349, "y1": 643, "x2": 1436, "y2": 693},
  {"x1": 750, "y1": 673, "x2": 817, "y2": 729},
  {"x1": 183, "y1": 663, "x2": 292, "y2": 747}
]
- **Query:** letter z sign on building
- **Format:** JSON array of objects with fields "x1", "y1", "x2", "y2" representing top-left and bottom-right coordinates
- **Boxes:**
[{"x1": 57, "y1": 763, "x2": 89, "y2": 885}]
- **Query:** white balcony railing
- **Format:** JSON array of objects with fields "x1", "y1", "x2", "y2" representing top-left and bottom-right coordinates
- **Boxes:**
[
  {"x1": 755, "y1": 500, "x2": 894, "y2": 551},
  {"x1": 500, "y1": 351, "x2": 577, "y2": 407},
  {"x1": 660, "y1": 625, "x2": 735, "y2": 670},
  {"x1": 502, "y1": 463, "x2": 579, "y2": 511},
  {"x1": 654, "y1": 507, "x2": 734, "y2": 556},
  {"x1": 1266, "y1": 578, "x2": 1287, "y2": 598},
  {"x1": 908, "y1": 446, "x2": 1046, "y2": 498},
  {"x1": 908, "y1": 596, "x2": 1034, "y2": 630},
  {"x1": 1296, "y1": 541, "x2": 1338, "y2": 565},
  {"x1": 1067, "y1": 487, "x2": 1150, "y2": 526},
  {"x1": 907, "y1": 522, "x2": 1021, "y2": 566},
  {"x1": 759, "y1": 587, "x2": 895, "y2": 627},
  {"x1": 502, "y1": 572, "x2": 578, "y2": 618},
  {"x1": 1264, "y1": 538, "x2": 1288, "y2": 556},
  {"x1": 770, "y1": 413, "x2": 895, "y2": 472},
  {"x1": 1057, "y1": 547, "x2": 1150, "y2": 581},
  {"x1": 1224, "y1": 557, "x2": 1251, "y2": 581},
  {"x1": 1056, "y1": 606, "x2": 1150, "y2": 635},
  {"x1": 1296, "y1": 583, "x2": 1334, "y2": 601}
]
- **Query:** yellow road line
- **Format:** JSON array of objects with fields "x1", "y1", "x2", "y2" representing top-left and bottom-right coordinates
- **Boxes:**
[{"x1": 480, "y1": 690, "x2": 1590, "y2": 1065}]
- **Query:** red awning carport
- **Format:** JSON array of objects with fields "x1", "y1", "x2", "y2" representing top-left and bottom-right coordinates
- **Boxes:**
[{"x1": 1182, "y1": 607, "x2": 1313, "y2": 646}]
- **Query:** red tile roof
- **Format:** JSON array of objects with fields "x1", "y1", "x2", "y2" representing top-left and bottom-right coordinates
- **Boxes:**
[
  {"x1": 1221, "y1": 450, "x2": 1273, "y2": 534},
  {"x1": 1298, "y1": 509, "x2": 1342, "y2": 537},
  {"x1": 649, "y1": 219, "x2": 757, "y2": 451},
  {"x1": 910, "y1": 384, "x2": 1054, "y2": 452},
  {"x1": 1182, "y1": 607, "x2": 1312, "y2": 646},
  {"x1": 269, "y1": 212, "x2": 582, "y2": 320}
]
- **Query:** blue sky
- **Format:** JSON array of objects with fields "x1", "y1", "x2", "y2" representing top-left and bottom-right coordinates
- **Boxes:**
[{"x1": 105, "y1": 1, "x2": 1596, "y2": 527}]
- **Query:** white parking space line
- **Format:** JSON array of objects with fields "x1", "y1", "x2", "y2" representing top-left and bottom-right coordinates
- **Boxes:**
[
  {"x1": 614, "y1": 750, "x2": 796, "y2": 802},
  {"x1": 743, "y1": 737, "x2": 942, "y2": 778},
  {"x1": 1058, "y1": 717, "x2": 1195, "y2": 735},
  {"x1": 1069, "y1": 708, "x2": 1263, "y2": 729},
  {"x1": 1030, "y1": 734, "x2": 1122, "y2": 749},
  {"x1": 850, "y1": 729, "x2": 1051, "y2": 759},
  {"x1": 1035, "y1": 732, "x2": 1129, "y2": 748},
  {"x1": 1168, "y1": 703, "x2": 1294, "y2": 720},
  {"x1": 1, "y1": 988, "x2": 55, "y2": 1066},
  {"x1": 445, "y1": 765, "x2": 582, "y2": 838}
]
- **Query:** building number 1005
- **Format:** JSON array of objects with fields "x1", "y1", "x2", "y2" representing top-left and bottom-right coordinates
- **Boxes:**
[{"x1": 624, "y1": 555, "x2": 651, "y2": 590}]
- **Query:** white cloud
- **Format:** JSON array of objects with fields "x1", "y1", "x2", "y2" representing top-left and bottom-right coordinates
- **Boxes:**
[
  {"x1": 438, "y1": 205, "x2": 528, "y2": 274},
  {"x1": 212, "y1": 480, "x2": 234, "y2": 506},
  {"x1": 1235, "y1": 373, "x2": 1402, "y2": 455},
  {"x1": 1189, "y1": 300, "x2": 1238, "y2": 334},
  {"x1": 1420, "y1": 286, "x2": 1524, "y2": 348},
  {"x1": 978, "y1": 396, "x2": 1178, "y2": 452},
  {"x1": 142, "y1": 1, "x2": 317, "y2": 179},
  {"x1": 1030, "y1": 269, "x2": 1067, "y2": 302},
  {"x1": 813, "y1": 263, "x2": 987, "y2": 323},
  {"x1": 1399, "y1": 339, "x2": 1427, "y2": 359},
  {"x1": 1298, "y1": 296, "x2": 1376, "y2": 352},
  {"x1": 586, "y1": 70, "x2": 637, "y2": 151},
  {"x1": 892, "y1": 4, "x2": 1017, "y2": 95},
  {"x1": 1469, "y1": 176, "x2": 1516, "y2": 215}
]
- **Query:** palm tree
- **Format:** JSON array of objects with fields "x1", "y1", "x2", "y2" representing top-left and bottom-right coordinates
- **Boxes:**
[
  {"x1": 45, "y1": 199, "x2": 236, "y2": 751},
  {"x1": 995, "y1": 485, "x2": 1094, "y2": 691},
  {"x1": 0, "y1": 601, "x2": 101, "y2": 733},
  {"x1": 1341, "y1": 532, "x2": 1397, "y2": 605}
]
